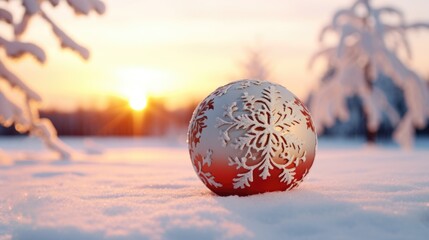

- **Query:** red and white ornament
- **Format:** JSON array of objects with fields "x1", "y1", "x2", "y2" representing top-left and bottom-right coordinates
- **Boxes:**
[{"x1": 188, "y1": 80, "x2": 317, "y2": 196}]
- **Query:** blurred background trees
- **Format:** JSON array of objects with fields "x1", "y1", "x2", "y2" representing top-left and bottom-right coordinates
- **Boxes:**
[{"x1": 241, "y1": 48, "x2": 271, "y2": 81}]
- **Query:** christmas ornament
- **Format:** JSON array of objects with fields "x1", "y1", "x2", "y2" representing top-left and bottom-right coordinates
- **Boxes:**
[{"x1": 188, "y1": 80, "x2": 317, "y2": 196}]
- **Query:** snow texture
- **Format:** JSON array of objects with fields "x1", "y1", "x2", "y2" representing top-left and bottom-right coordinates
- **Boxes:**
[
  {"x1": 0, "y1": 0, "x2": 105, "y2": 159},
  {"x1": 309, "y1": 0, "x2": 429, "y2": 148},
  {"x1": 0, "y1": 137, "x2": 428, "y2": 240}
]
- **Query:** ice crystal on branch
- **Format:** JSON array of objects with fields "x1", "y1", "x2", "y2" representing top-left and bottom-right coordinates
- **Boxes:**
[
  {"x1": 0, "y1": 0, "x2": 105, "y2": 158},
  {"x1": 216, "y1": 85, "x2": 307, "y2": 189},
  {"x1": 309, "y1": 0, "x2": 429, "y2": 148}
]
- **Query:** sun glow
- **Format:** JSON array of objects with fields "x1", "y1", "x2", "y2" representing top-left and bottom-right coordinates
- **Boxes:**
[
  {"x1": 117, "y1": 80, "x2": 149, "y2": 111},
  {"x1": 129, "y1": 96, "x2": 148, "y2": 111},
  {"x1": 116, "y1": 67, "x2": 175, "y2": 111}
]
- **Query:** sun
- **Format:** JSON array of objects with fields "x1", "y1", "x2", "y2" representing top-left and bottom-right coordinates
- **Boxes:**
[
  {"x1": 116, "y1": 67, "x2": 171, "y2": 111},
  {"x1": 129, "y1": 96, "x2": 148, "y2": 111}
]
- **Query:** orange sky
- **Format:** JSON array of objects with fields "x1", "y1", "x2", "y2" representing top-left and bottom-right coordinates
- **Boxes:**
[{"x1": 3, "y1": 0, "x2": 429, "y2": 111}]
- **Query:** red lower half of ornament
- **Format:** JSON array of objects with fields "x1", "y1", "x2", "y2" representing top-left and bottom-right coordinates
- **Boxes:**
[{"x1": 196, "y1": 152, "x2": 315, "y2": 196}]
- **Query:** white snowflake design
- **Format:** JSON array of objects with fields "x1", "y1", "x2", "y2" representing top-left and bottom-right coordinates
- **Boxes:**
[
  {"x1": 192, "y1": 149, "x2": 223, "y2": 188},
  {"x1": 286, "y1": 169, "x2": 308, "y2": 191},
  {"x1": 212, "y1": 80, "x2": 262, "y2": 97},
  {"x1": 236, "y1": 80, "x2": 262, "y2": 90},
  {"x1": 215, "y1": 85, "x2": 307, "y2": 189},
  {"x1": 212, "y1": 83, "x2": 233, "y2": 97}
]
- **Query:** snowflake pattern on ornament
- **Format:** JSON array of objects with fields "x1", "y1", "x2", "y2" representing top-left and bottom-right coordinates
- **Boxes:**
[
  {"x1": 286, "y1": 168, "x2": 308, "y2": 191},
  {"x1": 216, "y1": 85, "x2": 308, "y2": 189},
  {"x1": 189, "y1": 98, "x2": 214, "y2": 148},
  {"x1": 294, "y1": 97, "x2": 315, "y2": 132},
  {"x1": 192, "y1": 149, "x2": 222, "y2": 188},
  {"x1": 188, "y1": 97, "x2": 222, "y2": 188},
  {"x1": 236, "y1": 79, "x2": 262, "y2": 90},
  {"x1": 212, "y1": 82, "x2": 234, "y2": 97}
]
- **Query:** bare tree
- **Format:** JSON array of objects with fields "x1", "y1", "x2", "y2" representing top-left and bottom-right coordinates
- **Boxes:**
[
  {"x1": 0, "y1": 0, "x2": 105, "y2": 158},
  {"x1": 309, "y1": 0, "x2": 429, "y2": 147},
  {"x1": 242, "y1": 48, "x2": 271, "y2": 81}
]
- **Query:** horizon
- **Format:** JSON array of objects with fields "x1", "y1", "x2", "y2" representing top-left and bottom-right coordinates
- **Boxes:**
[{"x1": 2, "y1": 0, "x2": 429, "y2": 112}]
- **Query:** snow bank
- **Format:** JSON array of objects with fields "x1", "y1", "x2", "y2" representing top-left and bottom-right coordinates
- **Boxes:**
[{"x1": 0, "y1": 137, "x2": 428, "y2": 239}]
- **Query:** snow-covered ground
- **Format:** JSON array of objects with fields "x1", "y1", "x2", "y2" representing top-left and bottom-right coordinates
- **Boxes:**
[{"x1": 0, "y1": 136, "x2": 428, "y2": 240}]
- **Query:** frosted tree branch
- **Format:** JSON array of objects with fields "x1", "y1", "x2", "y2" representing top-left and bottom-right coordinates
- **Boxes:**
[
  {"x1": 0, "y1": 0, "x2": 105, "y2": 159},
  {"x1": 0, "y1": 8, "x2": 13, "y2": 23},
  {"x1": 0, "y1": 37, "x2": 46, "y2": 62},
  {"x1": 39, "y1": 11, "x2": 90, "y2": 59},
  {"x1": 309, "y1": 0, "x2": 429, "y2": 147},
  {"x1": 0, "y1": 61, "x2": 42, "y2": 101}
]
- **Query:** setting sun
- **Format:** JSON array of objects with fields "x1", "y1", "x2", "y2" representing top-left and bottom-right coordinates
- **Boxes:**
[
  {"x1": 116, "y1": 68, "x2": 161, "y2": 111},
  {"x1": 129, "y1": 96, "x2": 148, "y2": 111}
]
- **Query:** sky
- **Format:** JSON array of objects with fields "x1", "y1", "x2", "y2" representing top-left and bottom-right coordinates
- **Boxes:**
[{"x1": 3, "y1": 0, "x2": 429, "y2": 111}]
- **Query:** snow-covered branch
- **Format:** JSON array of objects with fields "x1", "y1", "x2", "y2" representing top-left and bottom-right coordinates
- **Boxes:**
[
  {"x1": 0, "y1": 8, "x2": 13, "y2": 23},
  {"x1": 0, "y1": 61, "x2": 42, "y2": 101},
  {"x1": 0, "y1": 37, "x2": 46, "y2": 62},
  {"x1": 309, "y1": 0, "x2": 429, "y2": 147},
  {"x1": 40, "y1": 11, "x2": 90, "y2": 59},
  {"x1": 0, "y1": 0, "x2": 105, "y2": 159}
]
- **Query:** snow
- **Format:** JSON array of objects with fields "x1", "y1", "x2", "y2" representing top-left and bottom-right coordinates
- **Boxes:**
[
  {"x1": 0, "y1": 61, "x2": 42, "y2": 102},
  {"x1": 22, "y1": 0, "x2": 40, "y2": 15},
  {"x1": 0, "y1": 37, "x2": 46, "y2": 63},
  {"x1": 0, "y1": 8, "x2": 13, "y2": 24},
  {"x1": 67, "y1": 0, "x2": 106, "y2": 15},
  {"x1": 1, "y1": 137, "x2": 428, "y2": 240}
]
